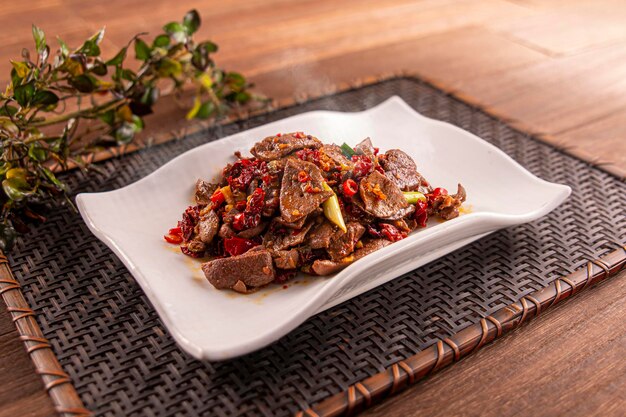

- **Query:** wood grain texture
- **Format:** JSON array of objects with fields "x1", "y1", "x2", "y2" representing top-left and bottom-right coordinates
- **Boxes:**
[
  {"x1": 362, "y1": 269, "x2": 626, "y2": 417},
  {"x1": 0, "y1": 1, "x2": 625, "y2": 416}
]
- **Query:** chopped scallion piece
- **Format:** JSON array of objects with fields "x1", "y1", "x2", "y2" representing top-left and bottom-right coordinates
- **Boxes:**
[
  {"x1": 340, "y1": 143, "x2": 355, "y2": 158},
  {"x1": 403, "y1": 191, "x2": 427, "y2": 204},
  {"x1": 322, "y1": 182, "x2": 347, "y2": 233}
]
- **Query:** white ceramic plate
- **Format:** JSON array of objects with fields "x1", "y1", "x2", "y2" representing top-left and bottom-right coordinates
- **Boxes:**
[{"x1": 77, "y1": 97, "x2": 570, "y2": 361}]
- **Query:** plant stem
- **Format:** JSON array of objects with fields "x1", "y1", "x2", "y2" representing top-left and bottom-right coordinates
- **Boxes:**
[{"x1": 31, "y1": 98, "x2": 126, "y2": 127}]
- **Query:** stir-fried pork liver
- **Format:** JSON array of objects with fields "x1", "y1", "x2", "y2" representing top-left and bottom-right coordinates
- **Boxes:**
[
  {"x1": 197, "y1": 210, "x2": 220, "y2": 244},
  {"x1": 312, "y1": 239, "x2": 392, "y2": 276},
  {"x1": 202, "y1": 249, "x2": 275, "y2": 291},
  {"x1": 359, "y1": 170, "x2": 414, "y2": 220},
  {"x1": 279, "y1": 158, "x2": 333, "y2": 222},
  {"x1": 327, "y1": 222, "x2": 366, "y2": 261},
  {"x1": 250, "y1": 133, "x2": 322, "y2": 160},
  {"x1": 169, "y1": 134, "x2": 466, "y2": 292},
  {"x1": 379, "y1": 149, "x2": 431, "y2": 193}
]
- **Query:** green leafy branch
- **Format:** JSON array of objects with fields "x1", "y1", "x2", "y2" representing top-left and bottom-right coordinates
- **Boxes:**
[{"x1": 0, "y1": 10, "x2": 266, "y2": 249}]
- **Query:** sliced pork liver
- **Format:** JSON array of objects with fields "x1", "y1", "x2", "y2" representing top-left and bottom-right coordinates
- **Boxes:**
[
  {"x1": 263, "y1": 219, "x2": 314, "y2": 251},
  {"x1": 279, "y1": 158, "x2": 332, "y2": 222},
  {"x1": 195, "y1": 179, "x2": 218, "y2": 205},
  {"x1": 327, "y1": 222, "x2": 366, "y2": 261},
  {"x1": 312, "y1": 239, "x2": 391, "y2": 276},
  {"x1": 379, "y1": 149, "x2": 431, "y2": 193},
  {"x1": 359, "y1": 170, "x2": 413, "y2": 220},
  {"x1": 250, "y1": 133, "x2": 322, "y2": 160},
  {"x1": 202, "y1": 249, "x2": 275, "y2": 290},
  {"x1": 197, "y1": 210, "x2": 220, "y2": 244}
]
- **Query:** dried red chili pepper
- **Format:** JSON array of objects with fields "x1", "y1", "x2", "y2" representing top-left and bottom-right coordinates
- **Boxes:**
[
  {"x1": 295, "y1": 148, "x2": 320, "y2": 165},
  {"x1": 414, "y1": 199, "x2": 428, "y2": 228},
  {"x1": 351, "y1": 154, "x2": 373, "y2": 179},
  {"x1": 232, "y1": 188, "x2": 265, "y2": 231},
  {"x1": 428, "y1": 187, "x2": 448, "y2": 202},
  {"x1": 342, "y1": 178, "x2": 358, "y2": 197},
  {"x1": 226, "y1": 159, "x2": 268, "y2": 191},
  {"x1": 210, "y1": 188, "x2": 225, "y2": 209},
  {"x1": 223, "y1": 236, "x2": 259, "y2": 257},
  {"x1": 368, "y1": 223, "x2": 407, "y2": 242},
  {"x1": 164, "y1": 234, "x2": 183, "y2": 244},
  {"x1": 179, "y1": 205, "x2": 201, "y2": 241}
]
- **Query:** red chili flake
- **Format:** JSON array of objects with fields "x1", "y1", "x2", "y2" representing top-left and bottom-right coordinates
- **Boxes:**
[
  {"x1": 374, "y1": 147, "x2": 380, "y2": 155},
  {"x1": 297, "y1": 170, "x2": 310, "y2": 183},
  {"x1": 233, "y1": 188, "x2": 265, "y2": 231},
  {"x1": 305, "y1": 185, "x2": 322, "y2": 194},
  {"x1": 414, "y1": 199, "x2": 428, "y2": 228},
  {"x1": 296, "y1": 148, "x2": 320, "y2": 165},
  {"x1": 169, "y1": 227, "x2": 182, "y2": 235},
  {"x1": 351, "y1": 155, "x2": 374, "y2": 179},
  {"x1": 164, "y1": 234, "x2": 183, "y2": 244},
  {"x1": 226, "y1": 159, "x2": 268, "y2": 191},
  {"x1": 342, "y1": 179, "x2": 358, "y2": 197},
  {"x1": 276, "y1": 133, "x2": 282, "y2": 137},
  {"x1": 293, "y1": 131, "x2": 305, "y2": 139},
  {"x1": 223, "y1": 236, "x2": 259, "y2": 257},
  {"x1": 429, "y1": 187, "x2": 448, "y2": 202},
  {"x1": 179, "y1": 205, "x2": 202, "y2": 242}
]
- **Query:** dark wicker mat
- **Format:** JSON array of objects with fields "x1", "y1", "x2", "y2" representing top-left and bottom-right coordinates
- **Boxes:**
[{"x1": 6, "y1": 77, "x2": 626, "y2": 417}]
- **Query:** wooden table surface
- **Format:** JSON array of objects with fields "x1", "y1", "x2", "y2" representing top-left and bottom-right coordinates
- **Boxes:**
[{"x1": 1, "y1": 1, "x2": 625, "y2": 416}]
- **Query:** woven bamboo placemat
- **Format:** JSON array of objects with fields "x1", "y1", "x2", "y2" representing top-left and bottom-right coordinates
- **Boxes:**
[{"x1": 1, "y1": 77, "x2": 625, "y2": 417}]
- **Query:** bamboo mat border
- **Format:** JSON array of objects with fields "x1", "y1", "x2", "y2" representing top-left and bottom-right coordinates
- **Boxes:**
[{"x1": 0, "y1": 74, "x2": 624, "y2": 417}]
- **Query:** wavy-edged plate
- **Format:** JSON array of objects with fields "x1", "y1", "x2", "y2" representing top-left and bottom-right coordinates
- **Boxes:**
[{"x1": 77, "y1": 97, "x2": 570, "y2": 360}]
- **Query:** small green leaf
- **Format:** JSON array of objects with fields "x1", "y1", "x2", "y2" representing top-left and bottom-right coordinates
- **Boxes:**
[
  {"x1": 57, "y1": 36, "x2": 69, "y2": 56},
  {"x1": 10, "y1": 61, "x2": 29, "y2": 78},
  {"x1": 99, "y1": 109, "x2": 115, "y2": 126},
  {"x1": 195, "y1": 100, "x2": 216, "y2": 119},
  {"x1": 163, "y1": 22, "x2": 184, "y2": 34},
  {"x1": 91, "y1": 59, "x2": 108, "y2": 76},
  {"x1": 226, "y1": 72, "x2": 246, "y2": 90},
  {"x1": 28, "y1": 144, "x2": 47, "y2": 162},
  {"x1": 156, "y1": 57, "x2": 182, "y2": 77},
  {"x1": 41, "y1": 166, "x2": 65, "y2": 189},
  {"x1": 78, "y1": 40, "x2": 101, "y2": 57},
  {"x1": 14, "y1": 81, "x2": 35, "y2": 107},
  {"x1": 32, "y1": 25, "x2": 46, "y2": 54},
  {"x1": 2, "y1": 177, "x2": 33, "y2": 201},
  {"x1": 134, "y1": 39, "x2": 151, "y2": 61},
  {"x1": 32, "y1": 90, "x2": 59, "y2": 107},
  {"x1": 10, "y1": 68, "x2": 22, "y2": 88},
  {"x1": 88, "y1": 28, "x2": 106, "y2": 45},
  {"x1": 61, "y1": 54, "x2": 85, "y2": 76},
  {"x1": 114, "y1": 122, "x2": 136, "y2": 144},
  {"x1": 69, "y1": 74, "x2": 97, "y2": 93},
  {"x1": 106, "y1": 47, "x2": 127, "y2": 66},
  {"x1": 0, "y1": 105, "x2": 18, "y2": 117},
  {"x1": 131, "y1": 115, "x2": 144, "y2": 132},
  {"x1": 120, "y1": 68, "x2": 136, "y2": 81},
  {"x1": 198, "y1": 41, "x2": 217, "y2": 53},
  {"x1": 153, "y1": 34, "x2": 170, "y2": 48},
  {"x1": 234, "y1": 91, "x2": 251, "y2": 103},
  {"x1": 183, "y1": 10, "x2": 201, "y2": 34},
  {"x1": 163, "y1": 22, "x2": 186, "y2": 43}
]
